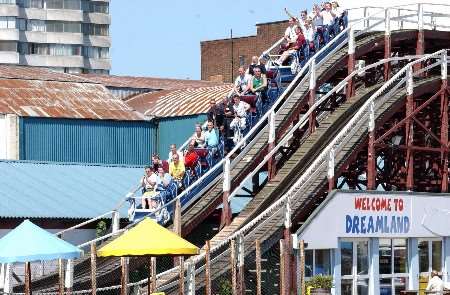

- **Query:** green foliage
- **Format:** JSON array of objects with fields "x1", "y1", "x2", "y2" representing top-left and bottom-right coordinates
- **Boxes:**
[
  {"x1": 96, "y1": 220, "x2": 107, "y2": 238},
  {"x1": 218, "y1": 278, "x2": 232, "y2": 295},
  {"x1": 305, "y1": 275, "x2": 333, "y2": 290}
]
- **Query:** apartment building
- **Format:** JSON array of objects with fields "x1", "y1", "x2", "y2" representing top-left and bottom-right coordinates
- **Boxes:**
[{"x1": 0, "y1": 0, "x2": 111, "y2": 74}]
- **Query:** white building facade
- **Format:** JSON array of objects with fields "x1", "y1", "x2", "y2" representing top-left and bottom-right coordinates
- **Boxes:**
[{"x1": 0, "y1": 0, "x2": 110, "y2": 74}]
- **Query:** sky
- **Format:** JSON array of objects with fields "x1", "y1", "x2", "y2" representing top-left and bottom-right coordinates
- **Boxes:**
[{"x1": 110, "y1": 0, "x2": 314, "y2": 80}]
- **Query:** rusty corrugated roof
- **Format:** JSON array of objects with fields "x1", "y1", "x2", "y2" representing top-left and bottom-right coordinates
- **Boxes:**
[
  {"x1": 0, "y1": 65, "x2": 95, "y2": 84},
  {"x1": 78, "y1": 73, "x2": 225, "y2": 90},
  {"x1": 126, "y1": 84, "x2": 232, "y2": 117},
  {"x1": 0, "y1": 78, "x2": 144, "y2": 121}
]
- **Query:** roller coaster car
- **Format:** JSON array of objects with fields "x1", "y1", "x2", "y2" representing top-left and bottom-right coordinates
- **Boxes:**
[{"x1": 128, "y1": 190, "x2": 170, "y2": 224}]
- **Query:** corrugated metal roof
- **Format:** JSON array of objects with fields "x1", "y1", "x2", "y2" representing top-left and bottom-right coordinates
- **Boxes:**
[
  {"x1": 78, "y1": 73, "x2": 225, "y2": 90},
  {"x1": 0, "y1": 78, "x2": 144, "y2": 120},
  {"x1": 126, "y1": 84, "x2": 232, "y2": 117},
  {"x1": 0, "y1": 160, "x2": 143, "y2": 219},
  {"x1": 0, "y1": 65, "x2": 95, "y2": 84}
]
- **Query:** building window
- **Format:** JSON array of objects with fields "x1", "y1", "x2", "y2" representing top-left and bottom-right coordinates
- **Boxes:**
[
  {"x1": 0, "y1": 0, "x2": 16, "y2": 4},
  {"x1": 83, "y1": 46, "x2": 109, "y2": 59},
  {"x1": 419, "y1": 239, "x2": 442, "y2": 275},
  {"x1": 46, "y1": 21, "x2": 81, "y2": 33},
  {"x1": 239, "y1": 55, "x2": 245, "y2": 67},
  {"x1": 304, "y1": 249, "x2": 332, "y2": 278},
  {"x1": 27, "y1": 19, "x2": 45, "y2": 31},
  {"x1": 379, "y1": 239, "x2": 408, "y2": 295},
  {"x1": 340, "y1": 240, "x2": 370, "y2": 295},
  {"x1": 82, "y1": 23, "x2": 108, "y2": 36},
  {"x1": 17, "y1": 0, "x2": 44, "y2": 8},
  {"x1": 82, "y1": 0, "x2": 108, "y2": 13},
  {"x1": 0, "y1": 17, "x2": 16, "y2": 29},
  {"x1": 83, "y1": 68, "x2": 109, "y2": 74},
  {"x1": 0, "y1": 41, "x2": 17, "y2": 51},
  {"x1": 19, "y1": 43, "x2": 82, "y2": 56},
  {"x1": 45, "y1": 0, "x2": 80, "y2": 10}
]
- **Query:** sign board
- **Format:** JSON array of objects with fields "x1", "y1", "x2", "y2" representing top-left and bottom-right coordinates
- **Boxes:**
[{"x1": 297, "y1": 191, "x2": 450, "y2": 249}]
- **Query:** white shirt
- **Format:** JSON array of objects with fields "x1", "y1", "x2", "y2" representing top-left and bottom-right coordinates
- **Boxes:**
[
  {"x1": 168, "y1": 151, "x2": 184, "y2": 162},
  {"x1": 233, "y1": 101, "x2": 249, "y2": 118},
  {"x1": 426, "y1": 276, "x2": 444, "y2": 292},
  {"x1": 234, "y1": 74, "x2": 251, "y2": 92},
  {"x1": 142, "y1": 173, "x2": 158, "y2": 190},
  {"x1": 284, "y1": 25, "x2": 298, "y2": 41},
  {"x1": 303, "y1": 26, "x2": 314, "y2": 42},
  {"x1": 321, "y1": 10, "x2": 335, "y2": 26},
  {"x1": 311, "y1": 12, "x2": 323, "y2": 26}
]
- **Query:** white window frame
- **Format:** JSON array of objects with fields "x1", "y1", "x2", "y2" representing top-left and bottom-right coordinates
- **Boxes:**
[
  {"x1": 379, "y1": 238, "x2": 409, "y2": 295},
  {"x1": 418, "y1": 238, "x2": 443, "y2": 277},
  {"x1": 340, "y1": 238, "x2": 370, "y2": 295}
]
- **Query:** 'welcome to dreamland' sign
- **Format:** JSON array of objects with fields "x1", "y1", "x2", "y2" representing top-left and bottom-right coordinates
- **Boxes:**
[{"x1": 297, "y1": 191, "x2": 450, "y2": 249}]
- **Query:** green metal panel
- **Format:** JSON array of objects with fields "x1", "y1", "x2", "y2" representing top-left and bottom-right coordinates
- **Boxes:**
[
  {"x1": 156, "y1": 114, "x2": 207, "y2": 155},
  {"x1": 19, "y1": 117, "x2": 157, "y2": 165}
]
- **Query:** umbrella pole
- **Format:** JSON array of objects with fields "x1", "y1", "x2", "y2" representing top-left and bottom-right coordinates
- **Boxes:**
[
  {"x1": 25, "y1": 261, "x2": 31, "y2": 295},
  {"x1": 58, "y1": 259, "x2": 64, "y2": 295}
]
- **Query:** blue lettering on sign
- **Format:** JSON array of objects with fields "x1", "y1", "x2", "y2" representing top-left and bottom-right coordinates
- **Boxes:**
[{"x1": 345, "y1": 215, "x2": 410, "y2": 235}]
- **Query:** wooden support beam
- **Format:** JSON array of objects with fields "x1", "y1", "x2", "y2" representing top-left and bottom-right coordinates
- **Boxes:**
[
  {"x1": 205, "y1": 240, "x2": 211, "y2": 295},
  {"x1": 58, "y1": 259, "x2": 64, "y2": 295},
  {"x1": 255, "y1": 240, "x2": 262, "y2": 295},
  {"x1": 221, "y1": 158, "x2": 232, "y2": 228},
  {"x1": 231, "y1": 239, "x2": 237, "y2": 295},
  {"x1": 90, "y1": 243, "x2": 96, "y2": 295},
  {"x1": 151, "y1": 257, "x2": 157, "y2": 293},
  {"x1": 121, "y1": 257, "x2": 128, "y2": 295},
  {"x1": 280, "y1": 239, "x2": 286, "y2": 295},
  {"x1": 179, "y1": 257, "x2": 185, "y2": 295},
  {"x1": 25, "y1": 262, "x2": 31, "y2": 295}
]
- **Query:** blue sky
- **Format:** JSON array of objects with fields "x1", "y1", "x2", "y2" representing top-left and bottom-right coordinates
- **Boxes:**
[{"x1": 110, "y1": 0, "x2": 313, "y2": 80}]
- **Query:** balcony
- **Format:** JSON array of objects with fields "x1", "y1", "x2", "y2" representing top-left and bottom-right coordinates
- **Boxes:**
[
  {"x1": 84, "y1": 57, "x2": 110, "y2": 70},
  {"x1": 19, "y1": 8, "x2": 83, "y2": 21},
  {"x1": 83, "y1": 12, "x2": 110, "y2": 24},
  {"x1": 0, "y1": 29, "x2": 19, "y2": 41},
  {"x1": 20, "y1": 54, "x2": 84, "y2": 68},
  {"x1": 20, "y1": 31, "x2": 83, "y2": 44},
  {"x1": 83, "y1": 35, "x2": 110, "y2": 47},
  {"x1": 0, "y1": 52, "x2": 19, "y2": 64},
  {"x1": 0, "y1": 5, "x2": 18, "y2": 17}
]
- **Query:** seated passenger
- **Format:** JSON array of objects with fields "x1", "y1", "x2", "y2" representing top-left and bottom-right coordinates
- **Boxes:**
[
  {"x1": 151, "y1": 153, "x2": 169, "y2": 173},
  {"x1": 275, "y1": 26, "x2": 305, "y2": 66},
  {"x1": 281, "y1": 17, "x2": 299, "y2": 52},
  {"x1": 140, "y1": 166, "x2": 158, "y2": 194},
  {"x1": 332, "y1": 1, "x2": 347, "y2": 31},
  {"x1": 248, "y1": 67, "x2": 268, "y2": 103},
  {"x1": 169, "y1": 153, "x2": 185, "y2": 188},
  {"x1": 311, "y1": 4, "x2": 325, "y2": 49},
  {"x1": 147, "y1": 194, "x2": 170, "y2": 224},
  {"x1": 207, "y1": 99, "x2": 220, "y2": 127},
  {"x1": 205, "y1": 120, "x2": 219, "y2": 148},
  {"x1": 303, "y1": 18, "x2": 315, "y2": 55},
  {"x1": 168, "y1": 143, "x2": 184, "y2": 163},
  {"x1": 321, "y1": 2, "x2": 337, "y2": 40},
  {"x1": 233, "y1": 67, "x2": 251, "y2": 96},
  {"x1": 230, "y1": 95, "x2": 250, "y2": 135},
  {"x1": 184, "y1": 140, "x2": 200, "y2": 174},
  {"x1": 192, "y1": 124, "x2": 206, "y2": 148},
  {"x1": 248, "y1": 56, "x2": 267, "y2": 76},
  {"x1": 156, "y1": 166, "x2": 173, "y2": 191}
]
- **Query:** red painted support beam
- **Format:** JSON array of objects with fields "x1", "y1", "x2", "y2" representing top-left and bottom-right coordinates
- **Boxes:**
[
  {"x1": 347, "y1": 53, "x2": 356, "y2": 99},
  {"x1": 367, "y1": 130, "x2": 376, "y2": 190},
  {"x1": 384, "y1": 35, "x2": 391, "y2": 81},
  {"x1": 414, "y1": 30, "x2": 425, "y2": 74},
  {"x1": 406, "y1": 92, "x2": 414, "y2": 191},
  {"x1": 441, "y1": 78, "x2": 448, "y2": 192}
]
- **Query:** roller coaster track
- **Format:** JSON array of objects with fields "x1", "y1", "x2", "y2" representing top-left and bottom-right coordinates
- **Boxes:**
[{"x1": 17, "y1": 3, "x2": 450, "y2": 294}]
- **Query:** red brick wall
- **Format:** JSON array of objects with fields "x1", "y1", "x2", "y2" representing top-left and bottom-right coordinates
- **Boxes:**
[{"x1": 201, "y1": 20, "x2": 289, "y2": 83}]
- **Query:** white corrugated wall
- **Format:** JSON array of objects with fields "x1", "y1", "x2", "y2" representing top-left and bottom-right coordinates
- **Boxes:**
[{"x1": 0, "y1": 114, "x2": 19, "y2": 160}]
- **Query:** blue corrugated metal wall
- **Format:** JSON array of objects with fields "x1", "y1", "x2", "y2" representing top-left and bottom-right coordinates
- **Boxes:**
[
  {"x1": 19, "y1": 117, "x2": 157, "y2": 165},
  {"x1": 156, "y1": 114, "x2": 207, "y2": 155}
]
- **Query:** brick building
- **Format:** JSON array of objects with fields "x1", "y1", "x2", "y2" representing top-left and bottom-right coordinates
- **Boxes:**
[{"x1": 201, "y1": 20, "x2": 288, "y2": 83}]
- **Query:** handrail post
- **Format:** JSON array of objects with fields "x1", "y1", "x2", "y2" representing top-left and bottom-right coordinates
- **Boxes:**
[
  {"x1": 174, "y1": 198, "x2": 181, "y2": 236},
  {"x1": 58, "y1": 259, "x2": 65, "y2": 295},
  {"x1": 65, "y1": 259, "x2": 74, "y2": 295},
  {"x1": 309, "y1": 59, "x2": 317, "y2": 133},
  {"x1": 415, "y1": 4, "x2": 425, "y2": 74},
  {"x1": 283, "y1": 200, "x2": 292, "y2": 295},
  {"x1": 268, "y1": 110, "x2": 277, "y2": 179},
  {"x1": 3, "y1": 263, "x2": 12, "y2": 294},
  {"x1": 441, "y1": 53, "x2": 448, "y2": 192},
  {"x1": 363, "y1": 7, "x2": 369, "y2": 28},
  {"x1": 186, "y1": 261, "x2": 195, "y2": 295},
  {"x1": 327, "y1": 147, "x2": 335, "y2": 191},
  {"x1": 405, "y1": 66, "x2": 414, "y2": 191},
  {"x1": 347, "y1": 27, "x2": 356, "y2": 100},
  {"x1": 112, "y1": 210, "x2": 120, "y2": 234},
  {"x1": 221, "y1": 158, "x2": 232, "y2": 228},
  {"x1": 367, "y1": 101, "x2": 376, "y2": 190},
  {"x1": 237, "y1": 234, "x2": 245, "y2": 295},
  {"x1": 120, "y1": 257, "x2": 128, "y2": 295},
  {"x1": 384, "y1": 8, "x2": 391, "y2": 81}
]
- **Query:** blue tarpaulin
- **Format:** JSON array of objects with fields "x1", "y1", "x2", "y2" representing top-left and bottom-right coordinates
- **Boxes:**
[{"x1": 0, "y1": 220, "x2": 82, "y2": 263}]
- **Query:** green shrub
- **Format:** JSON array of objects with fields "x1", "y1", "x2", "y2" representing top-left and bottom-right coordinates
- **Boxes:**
[
  {"x1": 96, "y1": 220, "x2": 107, "y2": 238},
  {"x1": 305, "y1": 275, "x2": 333, "y2": 290},
  {"x1": 218, "y1": 278, "x2": 232, "y2": 295}
]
